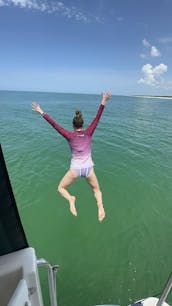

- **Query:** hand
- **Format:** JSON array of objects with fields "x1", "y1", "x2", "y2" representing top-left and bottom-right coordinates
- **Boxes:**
[
  {"x1": 101, "y1": 91, "x2": 112, "y2": 105},
  {"x1": 32, "y1": 102, "x2": 44, "y2": 115}
]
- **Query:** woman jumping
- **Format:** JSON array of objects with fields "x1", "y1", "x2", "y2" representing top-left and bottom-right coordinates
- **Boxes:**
[{"x1": 32, "y1": 92, "x2": 111, "y2": 222}]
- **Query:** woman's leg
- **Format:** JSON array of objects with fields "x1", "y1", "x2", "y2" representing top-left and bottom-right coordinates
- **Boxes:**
[
  {"x1": 58, "y1": 170, "x2": 78, "y2": 216},
  {"x1": 86, "y1": 169, "x2": 105, "y2": 222}
]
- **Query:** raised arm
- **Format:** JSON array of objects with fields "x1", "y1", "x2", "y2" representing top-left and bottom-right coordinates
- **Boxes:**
[
  {"x1": 32, "y1": 102, "x2": 72, "y2": 140},
  {"x1": 101, "y1": 91, "x2": 112, "y2": 105},
  {"x1": 32, "y1": 102, "x2": 44, "y2": 115},
  {"x1": 85, "y1": 91, "x2": 112, "y2": 136}
]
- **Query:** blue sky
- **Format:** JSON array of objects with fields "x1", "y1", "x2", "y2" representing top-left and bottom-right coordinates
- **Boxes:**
[{"x1": 0, "y1": 0, "x2": 172, "y2": 95}]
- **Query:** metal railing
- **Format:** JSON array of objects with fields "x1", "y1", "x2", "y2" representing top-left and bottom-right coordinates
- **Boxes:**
[
  {"x1": 156, "y1": 273, "x2": 172, "y2": 306},
  {"x1": 37, "y1": 258, "x2": 59, "y2": 306}
]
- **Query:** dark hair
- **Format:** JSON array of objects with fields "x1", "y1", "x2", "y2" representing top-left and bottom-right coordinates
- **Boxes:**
[{"x1": 73, "y1": 110, "x2": 84, "y2": 129}]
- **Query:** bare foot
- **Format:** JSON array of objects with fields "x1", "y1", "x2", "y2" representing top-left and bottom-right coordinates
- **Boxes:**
[
  {"x1": 69, "y1": 196, "x2": 77, "y2": 217},
  {"x1": 98, "y1": 205, "x2": 105, "y2": 222}
]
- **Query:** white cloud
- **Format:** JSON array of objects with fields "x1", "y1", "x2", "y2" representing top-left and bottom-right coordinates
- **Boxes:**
[
  {"x1": 11, "y1": 0, "x2": 40, "y2": 9},
  {"x1": 141, "y1": 38, "x2": 161, "y2": 58},
  {"x1": 153, "y1": 63, "x2": 167, "y2": 75},
  {"x1": 138, "y1": 63, "x2": 168, "y2": 87},
  {"x1": 151, "y1": 46, "x2": 161, "y2": 57},
  {"x1": 0, "y1": 0, "x2": 100, "y2": 23},
  {"x1": 142, "y1": 38, "x2": 151, "y2": 48}
]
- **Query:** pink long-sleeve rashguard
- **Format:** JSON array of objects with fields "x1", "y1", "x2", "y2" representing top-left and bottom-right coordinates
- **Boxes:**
[{"x1": 43, "y1": 104, "x2": 104, "y2": 170}]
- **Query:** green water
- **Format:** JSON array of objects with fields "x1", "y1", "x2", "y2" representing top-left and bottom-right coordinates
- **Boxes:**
[{"x1": 1, "y1": 90, "x2": 172, "y2": 306}]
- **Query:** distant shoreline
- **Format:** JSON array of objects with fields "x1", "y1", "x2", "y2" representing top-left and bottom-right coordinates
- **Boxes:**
[{"x1": 132, "y1": 95, "x2": 172, "y2": 100}]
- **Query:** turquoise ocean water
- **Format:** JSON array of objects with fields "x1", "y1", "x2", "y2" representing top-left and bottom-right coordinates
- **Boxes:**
[{"x1": 0, "y1": 90, "x2": 172, "y2": 306}]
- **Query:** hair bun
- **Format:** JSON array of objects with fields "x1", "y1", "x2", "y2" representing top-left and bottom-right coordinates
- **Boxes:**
[
  {"x1": 73, "y1": 110, "x2": 84, "y2": 128},
  {"x1": 75, "y1": 110, "x2": 82, "y2": 118}
]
